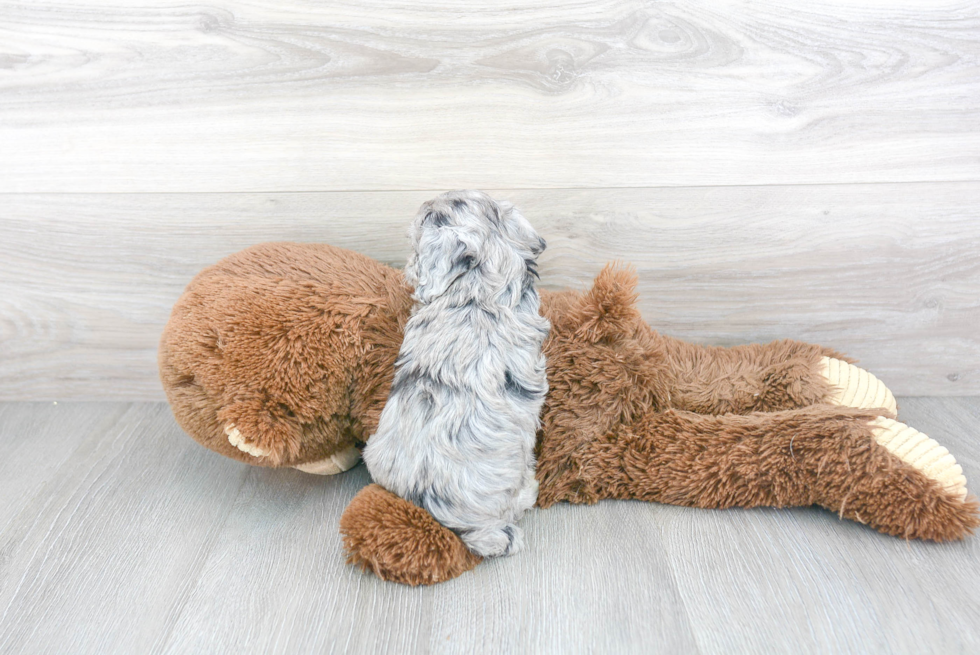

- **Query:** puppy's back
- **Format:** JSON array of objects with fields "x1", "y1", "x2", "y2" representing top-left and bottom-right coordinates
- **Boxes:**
[{"x1": 364, "y1": 190, "x2": 549, "y2": 558}]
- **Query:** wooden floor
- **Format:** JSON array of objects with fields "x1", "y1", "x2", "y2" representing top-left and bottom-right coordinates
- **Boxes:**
[{"x1": 1, "y1": 398, "x2": 978, "y2": 654}]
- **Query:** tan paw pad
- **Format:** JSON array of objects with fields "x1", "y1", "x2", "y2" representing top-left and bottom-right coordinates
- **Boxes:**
[
  {"x1": 293, "y1": 445, "x2": 361, "y2": 475},
  {"x1": 224, "y1": 424, "x2": 271, "y2": 458},
  {"x1": 869, "y1": 417, "x2": 967, "y2": 500},
  {"x1": 821, "y1": 357, "x2": 897, "y2": 416}
]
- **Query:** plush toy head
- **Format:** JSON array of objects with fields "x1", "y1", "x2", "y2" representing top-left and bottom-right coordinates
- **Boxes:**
[{"x1": 158, "y1": 241, "x2": 414, "y2": 471}]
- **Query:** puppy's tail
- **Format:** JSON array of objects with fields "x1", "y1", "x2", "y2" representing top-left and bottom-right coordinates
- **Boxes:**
[{"x1": 340, "y1": 484, "x2": 481, "y2": 585}]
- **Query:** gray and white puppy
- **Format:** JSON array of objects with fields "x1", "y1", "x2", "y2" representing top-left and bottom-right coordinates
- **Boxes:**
[{"x1": 363, "y1": 190, "x2": 549, "y2": 558}]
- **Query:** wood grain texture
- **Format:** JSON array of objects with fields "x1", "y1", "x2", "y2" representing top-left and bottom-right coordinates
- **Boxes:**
[
  {"x1": 0, "y1": 399, "x2": 978, "y2": 653},
  {"x1": 1, "y1": 0, "x2": 978, "y2": 192},
  {"x1": 660, "y1": 395, "x2": 980, "y2": 654},
  {"x1": 3, "y1": 183, "x2": 979, "y2": 400},
  {"x1": 0, "y1": 403, "x2": 252, "y2": 653}
]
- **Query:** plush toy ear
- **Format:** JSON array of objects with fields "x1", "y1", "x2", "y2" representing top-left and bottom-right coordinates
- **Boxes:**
[
  {"x1": 406, "y1": 212, "x2": 478, "y2": 302},
  {"x1": 573, "y1": 263, "x2": 642, "y2": 343}
]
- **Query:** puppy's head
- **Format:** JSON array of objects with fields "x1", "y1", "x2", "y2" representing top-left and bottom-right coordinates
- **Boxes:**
[{"x1": 405, "y1": 190, "x2": 546, "y2": 304}]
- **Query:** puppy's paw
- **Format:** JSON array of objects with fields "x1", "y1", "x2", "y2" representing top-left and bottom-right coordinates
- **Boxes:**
[
  {"x1": 820, "y1": 357, "x2": 897, "y2": 417},
  {"x1": 501, "y1": 524, "x2": 525, "y2": 556},
  {"x1": 463, "y1": 524, "x2": 525, "y2": 558},
  {"x1": 869, "y1": 417, "x2": 967, "y2": 500},
  {"x1": 224, "y1": 423, "x2": 271, "y2": 458}
]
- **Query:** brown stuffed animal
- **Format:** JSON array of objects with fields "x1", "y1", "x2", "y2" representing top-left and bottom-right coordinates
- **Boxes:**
[{"x1": 159, "y1": 241, "x2": 979, "y2": 585}]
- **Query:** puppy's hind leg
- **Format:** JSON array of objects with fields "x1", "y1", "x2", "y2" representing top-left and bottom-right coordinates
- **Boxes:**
[
  {"x1": 518, "y1": 476, "x2": 539, "y2": 508},
  {"x1": 461, "y1": 523, "x2": 525, "y2": 558}
]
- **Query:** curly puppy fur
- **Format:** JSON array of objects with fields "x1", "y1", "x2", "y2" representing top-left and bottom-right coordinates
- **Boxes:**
[{"x1": 362, "y1": 191, "x2": 550, "y2": 558}]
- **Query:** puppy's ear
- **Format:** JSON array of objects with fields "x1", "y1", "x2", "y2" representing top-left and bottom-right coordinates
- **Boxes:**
[
  {"x1": 499, "y1": 202, "x2": 546, "y2": 258},
  {"x1": 407, "y1": 213, "x2": 478, "y2": 302}
]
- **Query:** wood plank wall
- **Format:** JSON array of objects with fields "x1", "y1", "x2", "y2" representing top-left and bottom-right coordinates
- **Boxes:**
[{"x1": 1, "y1": 1, "x2": 979, "y2": 399}]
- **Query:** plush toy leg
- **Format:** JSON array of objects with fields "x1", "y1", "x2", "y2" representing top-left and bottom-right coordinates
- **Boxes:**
[
  {"x1": 656, "y1": 336, "x2": 897, "y2": 417},
  {"x1": 558, "y1": 405, "x2": 978, "y2": 541},
  {"x1": 340, "y1": 484, "x2": 481, "y2": 585}
]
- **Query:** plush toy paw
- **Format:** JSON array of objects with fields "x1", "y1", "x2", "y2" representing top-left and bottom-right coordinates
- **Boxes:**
[
  {"x1": 869, "y1": 417, "x2": 968, "y2": 500},
  {"x1": 224, "y1": 423, "x2": 271, "y2": 458},
  {"x1": 341, "y1": 484, "x2": 481, "y2": 585},
  {"x1": 293, "y1": 445, "x2": 362, "y2": 475},
  {"x1": 820, "y1": 357, "x2": 897, "y2": 417}
]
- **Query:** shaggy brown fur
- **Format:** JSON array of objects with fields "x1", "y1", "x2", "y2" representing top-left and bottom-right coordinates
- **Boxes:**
[
  {"x1": 160, "y1": 243, "x2": 979, "y2": 585},
  {"x1": 340, "y1": 484, "x2": 482, "y2": 585},
  {"x1": 160, "y1": 242, "x2": 412, "y2": 466}
]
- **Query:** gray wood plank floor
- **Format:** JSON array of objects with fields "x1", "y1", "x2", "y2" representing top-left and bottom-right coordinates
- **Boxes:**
[{"x1": 1, "y1": 399, "x2": 978, "y2": 654}]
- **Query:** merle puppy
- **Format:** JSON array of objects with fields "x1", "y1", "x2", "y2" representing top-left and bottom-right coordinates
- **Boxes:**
[{"x1": 363, "y1": 190, "x2": 549, "y2": 558}]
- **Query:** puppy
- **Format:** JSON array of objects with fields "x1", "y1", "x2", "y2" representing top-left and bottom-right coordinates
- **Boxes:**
[{"x1": 363, "y1": 190, "x2": 549, "y2": 558}]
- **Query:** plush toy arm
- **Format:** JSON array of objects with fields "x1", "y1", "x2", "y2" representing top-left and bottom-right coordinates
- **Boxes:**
[
  {"x1": 556, "y1": 404, "x2": 977, "y2": 541},
  {"x1": 655, "y1": 335, "x2": 897, "y2": 417}
]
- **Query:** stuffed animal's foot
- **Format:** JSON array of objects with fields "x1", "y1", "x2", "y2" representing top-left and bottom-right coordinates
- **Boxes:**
[
  {"x1": 293, "y1": 445, "x2": 361, "y2": 475},
  {"x1": 340, "y1": 484, "x2": 481, "y2": 585},
  {"x1": 820, "y1": 357, "x2": 897, "y2": 417},
  {"x1": 849, "y1": 415, "x2": 978, "y2": 541},
  {"x1": 225, "y1": 424, "x2": 271, "y2": 458},
  {"x1": 869, "y1": 417, "x2": 967, "y2": 500}
]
